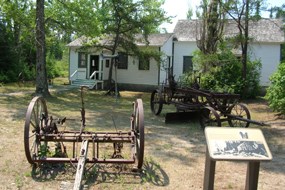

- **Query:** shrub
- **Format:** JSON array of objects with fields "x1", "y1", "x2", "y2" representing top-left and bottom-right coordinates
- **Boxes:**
[
  {"x1": 46, "y1": 56, "x2": 68, "y2": 78},
  {"x1": 188, "y1": 49, "x2": 261, "y2": 98},
  {"x1": 21, "y1": 64, "x2": 36, "y2": 81},
  {"x1": 244, "y1": 60, "x2": 262, "y2": 98},
  {"x1": 265, "y1": 62, "x2": 285, "y2": 115}
]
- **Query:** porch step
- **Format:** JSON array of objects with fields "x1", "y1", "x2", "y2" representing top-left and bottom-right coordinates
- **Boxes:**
[{"x1": 71, "y1": 79, "x2": 103, "y2": 89}]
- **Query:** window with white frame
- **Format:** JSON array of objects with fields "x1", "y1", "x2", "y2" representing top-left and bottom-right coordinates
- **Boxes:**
[
  {"x1": 183, "y1": 56, "x2": 193, "y2": 73},
  {"x1": 78, "y1": 52, "x2": 87, "y2": 68},
  {"x1": 117, "y1": 52, "x2": 128, "y2": 69}
]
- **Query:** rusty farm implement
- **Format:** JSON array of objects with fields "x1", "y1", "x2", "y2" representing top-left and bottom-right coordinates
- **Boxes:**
[
  {"x1": 24, "y1": 87, "x2": 144, "y2": 189},
  {"x1": 150, "y1": 74, "x2": 264, "y2": 128}
]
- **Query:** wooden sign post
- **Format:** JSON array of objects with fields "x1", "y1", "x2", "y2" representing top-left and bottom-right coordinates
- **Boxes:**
[{"x1": 204, "y1": 127, "x2": 272, "y2": 190}]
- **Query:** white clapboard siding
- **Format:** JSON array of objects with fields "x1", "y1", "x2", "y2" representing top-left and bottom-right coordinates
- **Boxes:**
[
  {"x1": 172, "y1": 41, "x2": 198, "y2": 80},
  {"x1": 250, "y1": 43, "x2": 281, "y2": 86}
]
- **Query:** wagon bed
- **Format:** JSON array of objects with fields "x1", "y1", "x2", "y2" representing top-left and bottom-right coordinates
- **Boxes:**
[{"x1": 150, "y1": 77, "x2": 263, "y2": 128}]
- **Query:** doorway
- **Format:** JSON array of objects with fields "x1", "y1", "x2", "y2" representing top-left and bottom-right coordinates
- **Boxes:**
[{"x1": 90, "y1": 55, "x2": 99, "y2": 79}]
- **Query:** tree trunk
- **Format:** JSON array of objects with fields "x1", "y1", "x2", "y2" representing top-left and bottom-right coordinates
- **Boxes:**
[
  {"x1": 241, "y1": 0, "x2": 249, "y2": 97},
  {"x1": 35, "y1": 0, "x2": 50, "y2": 97},
  {"x1": 197, "y1": 0, "x2": 224, "y2": 55},
  {"x1": 106, "y1": 21, "x2": 121, "y2": 96}
]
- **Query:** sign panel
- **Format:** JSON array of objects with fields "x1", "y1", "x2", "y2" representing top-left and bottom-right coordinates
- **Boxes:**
[{"x1": 205, "y1": 127, "x2": 272, "y2": 161}]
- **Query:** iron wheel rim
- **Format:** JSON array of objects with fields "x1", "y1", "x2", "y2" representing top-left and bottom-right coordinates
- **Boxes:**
[
  {"x1": 228, "y1": 103, "x2": 251, "y2": 128},
  {"x1": 134, "y1": 99, "x2": 145, "y2": 169},
  {"x1": 24, "y1": 96, "x2": 48, "y2": 164},
  {"x1": 150, "y1": 90, "x2": 163, "y2": 115}
]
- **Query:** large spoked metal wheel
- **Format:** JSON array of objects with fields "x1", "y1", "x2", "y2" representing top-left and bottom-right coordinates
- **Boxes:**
[
  {"x1": 132, "y1": 99, "x2": 145, "y2": 170},
  {"x1": 200, "y1": 107, "x2": 221, "y2": 129},
  {"x1": 228, "y1": 103, "x2": 251, "y2": 128},
  {"x1": 24, "y1": 96, "x2": 48, "y2": 165},
  {"x1": 150, "y1": 90, "x2": 163, "y2": 115}
]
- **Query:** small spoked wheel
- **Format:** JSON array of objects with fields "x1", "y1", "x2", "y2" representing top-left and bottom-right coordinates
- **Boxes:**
[
  {"x1": 200, "y1": 107, "x2": 221, "y2": 129},
  {"x1": 132, "y1": 99, "x2": 145, "y2": 170},
  {"x1": 24, "y1": 96, "x2": 48, "y2": 165},
  {"x1": 228, "y1": 103, "x2": 251, "y2": 128},
  {"x1": 150, "y1": 90, "x2": 163, "y2": 115}
]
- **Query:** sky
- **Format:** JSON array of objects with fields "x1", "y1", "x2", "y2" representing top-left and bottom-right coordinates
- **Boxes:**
[{"x1": 160, "y1": 0, "x2": 285, "y2": 32}]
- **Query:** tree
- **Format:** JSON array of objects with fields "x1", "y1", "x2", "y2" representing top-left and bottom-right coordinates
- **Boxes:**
[
  {"x1": 197, "y1": 0, "x2": 225, "y2": 55},
  {"x1": 191, "y1": 0, "x2": 264, "y2": 98},
  {"x1": 0, "y1": 0, "x2": 169, "y2": 95},
  {"x1": 0, "y1": 0, "x2": 36, "y2": 82},
  {"x1": 45, "y1": 0, "x2": 101, "y2": 40},
  {"x1": 220, "y1": 0, "x2": 264, "y2": 96},
  {"x1": 269, "y1": 4, "x2": 285, "y2": 19},
  {"x1": 35, "y1": 0, "x2": 50, "y2": 96},
  {"x1": 90, "y1": 0, "x2": 169, "y2": 94},
  {"x1": 35, "y1": 0, "x2": 104, "y2": 96},
  {"x1": 186, "y1": 5, "x2": 193, "y2": 20}
]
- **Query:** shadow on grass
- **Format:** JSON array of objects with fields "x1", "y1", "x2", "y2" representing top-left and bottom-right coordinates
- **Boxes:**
[
  {"x1": 31, "y1": 162, "x2": 70, "y2": 182},
  {"x1": 141, "y1": 159, "x2": 169, "y2": 186},
  {"x1": 29, "y1": 158, "x2": 169, "y2": 189},
  {"x1": 83, "y1": 159, "x2": 169, "y2": 188}
]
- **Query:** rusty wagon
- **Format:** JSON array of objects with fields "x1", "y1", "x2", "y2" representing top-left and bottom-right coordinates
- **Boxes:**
[{"x1": 150, "y1": 75, "x2": 263, "y2": 128}]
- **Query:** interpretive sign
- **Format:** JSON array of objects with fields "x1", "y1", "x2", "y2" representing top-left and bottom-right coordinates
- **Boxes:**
[
  {"x1": 205, "y1": 127, "x2": 272, "y2": 161},
  {"x1": 203, "y1": 127, "x2": 273, "y2": 190}
]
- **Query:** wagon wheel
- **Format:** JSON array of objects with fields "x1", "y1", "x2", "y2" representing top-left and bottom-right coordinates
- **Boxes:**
[
  {"x1": 132, "y1": 99, "x2": 145, "y2": 170},
  {"x1": 228, "y1": 103, "x2": 251, "y2": 128},
  {"x1": 150, "y1": 90, "x2": 163, "y2": 115},
  {"x1": 24, "y1": 96, "x2": 48, "y2": 165},
  {"x1": 200, "y1": 107, "x2": 221, "y2": 129}
]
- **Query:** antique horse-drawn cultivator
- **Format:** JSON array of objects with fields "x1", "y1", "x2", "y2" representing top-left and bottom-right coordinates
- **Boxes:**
[
  {"x1": 150, "y1": 75, "x2": 263, "y2": 128},
  {"x1": 24, "y1": 87, "x2": 144, "y2": 189}
]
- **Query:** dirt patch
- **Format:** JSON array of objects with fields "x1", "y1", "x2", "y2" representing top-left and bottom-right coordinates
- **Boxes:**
[{"x1": 0, "y1": 88, "x2": 284, "y2": 190}]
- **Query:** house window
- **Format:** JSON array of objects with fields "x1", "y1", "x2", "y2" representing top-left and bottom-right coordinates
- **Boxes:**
[
  {"x1": 183, "y1": 56, "x2": 193, "y2": 73},
  {"x1": 117, "y1": 52, "x2": 128, "y2": 69},
  {"x1": 78, "y1": 52, "x2": 87, "y2": 68},
  {"x1": 139, "y1": 56, "x2": 150, "y2": 70},
  {"x1": 105, "y1": 59, "x2": 110, "y2": 68}
]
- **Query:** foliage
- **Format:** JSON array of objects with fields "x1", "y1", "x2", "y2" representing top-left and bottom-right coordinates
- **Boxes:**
[
  {"x1": 0, "y1": 0, "x2": 70, "y2": 84},
  {"x1": 46, "y1": 42, "x2": 69, "y2": 79},
  {"x1": 188, "y1": 48, "x2": 261, "y2": 98},
  {"x1": 38, "y1": 143, "x2": 50, "y2": 158},
  {"x1": 0, "y1": 0, "x2": 35, "y2": 83},
  {"x1": 46, "y1": 57, "x2": 68, "y2": 79},
  {"x1": 194, "y1": 0, "x2": 274, "y2": 98},
  {"x1": 91, "y1": 0, "x2": 170, "y2": 90},
  {"x1": 45, "y1": 0, "x2": 101, "y2": 39},
  {"x1": 265, "y1": 62, "x2": 285, "y2": 115},
  {"x1": 186, "y1": 6, "x2": 193, "y2": 20},
  {"x1": 196, "y1": 0, "x2": 225, "y2": 54},
  {"x1": 95, "y1": 0, "x2": 169, "y2": 53},
  {"x1": 269, "y1": 4, "x2": 285, "y2": 20},
  {"x1": 216, "y1": 0, "x2": 265, "y2": 97},
  {"x1": 0, "y1": 0, "x2": 168, "y2": 87}
]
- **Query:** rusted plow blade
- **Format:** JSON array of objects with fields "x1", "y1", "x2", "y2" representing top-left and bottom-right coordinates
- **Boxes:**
[{"x1": 165, "y1": 112, "x2": 200, "y2": 124}]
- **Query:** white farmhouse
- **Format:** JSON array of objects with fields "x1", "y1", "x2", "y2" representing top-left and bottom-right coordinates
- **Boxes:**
[
  {"x1": 173, "y1": 19, "x2": 284, "y2": 86},
  {"x1": 67, "y1": 18, "x2": 284, "y2": 90},
  {"x1": 67, "y1": 33, "x2": 174, "y2": 90}
]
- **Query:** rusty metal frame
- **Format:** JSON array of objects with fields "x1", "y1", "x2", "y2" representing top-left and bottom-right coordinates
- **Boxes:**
[
  {"x1": 150, "y1": 75, "x2": 264, "y2": 128},
  {"x1": 24, "y1": 94, "x2": 144, "y2": 170}
]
